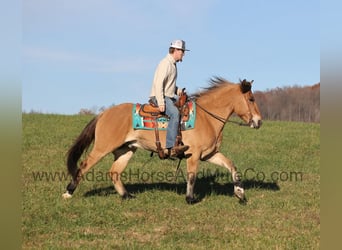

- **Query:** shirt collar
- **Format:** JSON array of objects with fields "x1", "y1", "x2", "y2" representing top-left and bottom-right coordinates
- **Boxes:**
[{"x1": 167, "y1": 53, "x2": 176, "y2": 64}]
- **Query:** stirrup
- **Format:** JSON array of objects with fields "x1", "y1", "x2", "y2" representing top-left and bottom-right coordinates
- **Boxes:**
[{"x1": 166, "y1": 145, "x2": 189, "y2": 158}]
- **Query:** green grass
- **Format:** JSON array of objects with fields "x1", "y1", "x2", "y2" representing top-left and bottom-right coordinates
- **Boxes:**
[{"x1": 22, "y1": 114, "x2": 320, "y2": 249}]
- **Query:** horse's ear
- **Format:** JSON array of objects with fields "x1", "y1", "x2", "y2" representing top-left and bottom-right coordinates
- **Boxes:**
[{"x1": 240, "y1": 79, "x2": 251, "y2": 93}]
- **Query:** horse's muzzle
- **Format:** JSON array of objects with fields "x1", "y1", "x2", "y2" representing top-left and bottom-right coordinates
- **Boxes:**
[{"x1": 250, "y1": 119, "x2": 262, "y2": 129}]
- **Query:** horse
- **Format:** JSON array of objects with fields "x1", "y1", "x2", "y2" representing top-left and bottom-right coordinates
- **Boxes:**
[{"x1": 62, "y1": 77, "x2": 262, "y2": 204}]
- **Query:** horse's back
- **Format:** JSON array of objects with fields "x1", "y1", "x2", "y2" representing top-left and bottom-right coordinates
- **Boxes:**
[
  {"x1": 102, "y1": 103, "x2": 134, "y2": 116},
  {"x1": 96, "y1": 103, "x2": 134, "y2": 134}
]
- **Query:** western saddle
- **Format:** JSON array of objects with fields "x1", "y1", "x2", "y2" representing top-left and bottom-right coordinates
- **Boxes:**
[{"x1": 139, "y1": 90, "x2": 189, "y2": 159}]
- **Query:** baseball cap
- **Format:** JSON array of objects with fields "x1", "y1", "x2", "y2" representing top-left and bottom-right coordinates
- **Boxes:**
[{"x1": 170, "y1": 40, "x2": 190, "y2": 51}]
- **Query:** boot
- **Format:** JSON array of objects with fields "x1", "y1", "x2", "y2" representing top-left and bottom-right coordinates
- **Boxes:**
[{"x1": 165, "y1": 145, "x2": 189, "y2": 158}]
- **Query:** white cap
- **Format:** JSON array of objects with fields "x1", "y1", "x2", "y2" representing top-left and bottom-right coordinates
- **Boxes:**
[{"x1": 170, "y1": 40, "x2": 190, "y2": 51}]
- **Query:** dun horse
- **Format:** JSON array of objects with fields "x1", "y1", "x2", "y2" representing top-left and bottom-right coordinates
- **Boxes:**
[{"x1": 62, "y1": 77, "x2": 262, "y2": 204}]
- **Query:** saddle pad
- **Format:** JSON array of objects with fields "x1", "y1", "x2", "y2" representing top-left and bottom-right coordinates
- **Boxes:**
[{"x1": 132, "y1": 101, "x2": 196, "y2": 130}]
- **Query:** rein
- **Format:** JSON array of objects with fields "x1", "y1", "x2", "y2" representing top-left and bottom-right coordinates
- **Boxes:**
[{"x1": 195, "y1": 101, "x2": 249, "y2": 126}]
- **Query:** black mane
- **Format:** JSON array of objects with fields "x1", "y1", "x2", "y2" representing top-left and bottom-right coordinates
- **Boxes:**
[{"x1": 190, "y1": 77, "x2": 233, "y2": 99}]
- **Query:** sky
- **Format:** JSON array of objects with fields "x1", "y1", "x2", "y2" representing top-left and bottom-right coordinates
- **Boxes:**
[{"x1": 22, "y1": 0, "x2": 320, "y2": 115}]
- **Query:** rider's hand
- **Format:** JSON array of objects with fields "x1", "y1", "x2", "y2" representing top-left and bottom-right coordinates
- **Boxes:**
[
  {"x1": 177, "y1": 88, "x2": 186, "y2": 96},
  {"x1": 159, "y1": 105, "x2": 165, "y2": 112}
]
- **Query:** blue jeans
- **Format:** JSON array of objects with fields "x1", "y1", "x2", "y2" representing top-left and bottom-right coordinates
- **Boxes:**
[
  {"x1": 164, "y1": 97, "x2": 179, "y2": 148},
  {"x1": 150, "y1": 96, "x2": 180, "y2": 148}
]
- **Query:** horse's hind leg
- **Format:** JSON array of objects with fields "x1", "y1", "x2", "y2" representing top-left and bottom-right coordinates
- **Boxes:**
[
  {"x1": 109, "y1": 145, "x2": 137, "y2": 199},
  {"x1": 63, "y1": 148, "x2": 108, "y2": 198},
  {"x1": 206, "y1": 152, "x2": 246, "y2": 202}
]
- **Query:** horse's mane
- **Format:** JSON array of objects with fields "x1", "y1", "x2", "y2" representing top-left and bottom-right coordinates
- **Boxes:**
[{"x1": 190, "y1": 77, "x2": 235, "y2": 100}]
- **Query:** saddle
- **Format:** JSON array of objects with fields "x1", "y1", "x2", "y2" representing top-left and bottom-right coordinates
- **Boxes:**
[
  {"x1": 138, "y1": 94, "x2": 190, "y2": 122},
  {"x1": 138, "y1": 102, "x2": 164, "y2": 118},
  {"x1": 138, "y1": 91, "x2": 189, "y2": 159}
]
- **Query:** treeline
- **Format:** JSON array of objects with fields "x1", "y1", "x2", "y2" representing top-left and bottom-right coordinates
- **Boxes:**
[{"x1": 254, "y1": 83, "x2": 320, "y2": 123}]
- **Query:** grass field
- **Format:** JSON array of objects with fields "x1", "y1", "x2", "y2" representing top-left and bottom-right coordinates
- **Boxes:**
[{"x1": 22, "y1": 113, "x2": 320, "y2": 249}]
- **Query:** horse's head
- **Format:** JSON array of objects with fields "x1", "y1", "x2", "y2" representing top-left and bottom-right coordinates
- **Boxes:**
[{"x1": 235, "y1": 79, "x2": 262, "y2": 129}]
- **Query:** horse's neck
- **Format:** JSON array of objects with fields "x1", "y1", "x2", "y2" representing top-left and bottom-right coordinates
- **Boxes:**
[{"x1": 197, "y1": 98, "x2": 234, "y2": 122}]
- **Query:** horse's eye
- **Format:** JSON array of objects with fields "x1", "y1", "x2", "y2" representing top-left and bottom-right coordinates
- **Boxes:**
[{"x1": 249, "y1": 97, "x2": 255, "y2": 102}]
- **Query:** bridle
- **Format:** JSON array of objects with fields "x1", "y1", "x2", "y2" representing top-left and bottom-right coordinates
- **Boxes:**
[
  {"x1": 195, "y1": 101, "x2": 250, "y2": 126},
  {"x1": 195, "y1": 101, "x2": 227, "y2": 124}
]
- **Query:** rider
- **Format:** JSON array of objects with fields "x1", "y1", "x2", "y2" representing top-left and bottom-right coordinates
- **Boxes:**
[{"x1": 149, "y1": 39, "x2": 190, "y2": 157}]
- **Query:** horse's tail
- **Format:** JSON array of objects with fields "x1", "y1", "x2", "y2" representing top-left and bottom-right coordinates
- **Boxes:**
[{"x1": 67, "y1": 116, "x2": 98, "y2": 179}]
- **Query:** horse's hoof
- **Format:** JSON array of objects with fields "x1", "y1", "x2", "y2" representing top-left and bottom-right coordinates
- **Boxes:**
[
  {"x1": 122, "y1": 193, "x2": 135, "y2": 200},
  {"x1": 62, "y1": 192, "x2": 72, "y2": 199},
  {"x1": 235, "y1": 192, "x2": 247, "y2": 204},
  {"x1": 237, "y1": 196, "x2": 248, "y2": 205},
  {"x1": 234, "y1": 184, "x2": 245, "y2": 197},
  {"x1": 185, "y1": 196, "x2": 199, "y2": 205}
]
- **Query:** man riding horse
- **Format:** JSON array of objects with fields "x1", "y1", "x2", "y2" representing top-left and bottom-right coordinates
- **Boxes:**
[{"x1": 149, "y1": 39, "x2": 190, "y2": 158}]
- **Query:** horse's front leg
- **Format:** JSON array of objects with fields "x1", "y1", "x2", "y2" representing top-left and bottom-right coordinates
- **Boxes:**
[
  {"x1": 206, "y1": 152, "x2": 246, "y2": 203},
  {"x1": 185, "y1": 157, "x2": 200, "y2": 204}
]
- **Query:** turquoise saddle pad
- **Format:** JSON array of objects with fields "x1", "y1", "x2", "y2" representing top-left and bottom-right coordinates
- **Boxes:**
[{"x1": 132, "y1": 101, "x2": 196, "y2": 131}]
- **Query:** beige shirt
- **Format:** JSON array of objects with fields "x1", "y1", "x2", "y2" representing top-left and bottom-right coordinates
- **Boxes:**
[{"x1": 149, "y1": 54, "x2": 177, "y2": 106}]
